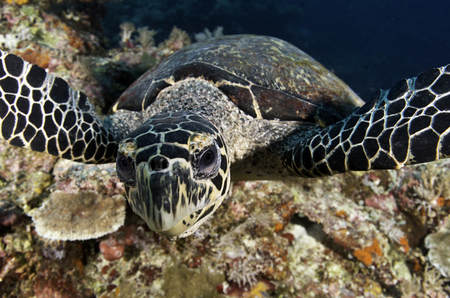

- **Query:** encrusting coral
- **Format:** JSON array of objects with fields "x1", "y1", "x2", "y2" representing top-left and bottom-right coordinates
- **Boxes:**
[{"x1": 31, "y1": 191, "x2": 126, "y2": 241}]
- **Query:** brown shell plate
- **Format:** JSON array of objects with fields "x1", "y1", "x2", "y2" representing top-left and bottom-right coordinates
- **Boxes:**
[{"x1": 112, "y1": 35, "x2": 364, "y2": 124}]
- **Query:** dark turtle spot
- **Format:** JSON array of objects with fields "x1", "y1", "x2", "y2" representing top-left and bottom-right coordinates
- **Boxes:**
[
  {"x1": 13, "y1": 113, "x2": 27, "y2": 135},
  {"x1": 371, "y1": 151, "x2": 398, "y2": 169},
  {"x1": 1, "y1": 112, "x2": 15, "y2": 140},
  {"x1": 105, "y1": 143, "x2": 117, "y2": 160},
  {"x1": 84, "y1": 141, "x2": 97, "y2": 161},
  {"x1": 72, "y1": 140, "x2": 86, "y2": 158},
  {"x1": 387, "y1": 99, "x2": 406, "y2": 115},
  {"x1": 432, "y1": 112, "x2": 450, "y2": 134},
  {"x1": 32, "y1": 90, "x2": 42, "y2": 102},
  {"x1": 0, "y1": 77, "x2": 19, "y2": 93},
  {"x1": 410, "y1": 90, "x2": 436, "y2": 108},
  {"x1": 5, "y1": 94, "x2": 15, "y2": 105},
  {"x1": 363, "y1": 138, "x2": 380, "y2": 159},
  {"x1": 390, "y1": 125, "x2": 409, "y2": 164},
  {"x1": 387, "y1": 79, "x2": 408, "y2": 100},
  {"x1": 30, "y1": 130, "x2": 46, "y2": 152},
  {"x1": 43, "y1": 100, "x2": 54, "y2": 113},
  {"x1": 135, "y1": 132, "x2": 161, "y2": 148},
  {"x1": 135, "y1": 146, "x2": 158, "y2": 164},
  {"x1": 433, "y1": 94, "x2": 450, "y2": 111},
  {"x1": 164, "y1": 130, "x2": 191, "y2": 144},
  {"x1": 62, "y1": 148, "x2": 72, "y2": 159},
  {"x1": 409, "y1": 116, "x2": 431, "y2": 135},
  {"x1": 350, "y1": 121, "x2": 369, "y2": 145},
  {"x1": 342, "y1": 141, "x2": 350, "y2": 152},
  {"x1": 355, "y1": 95, "x2": 378, "y2": 115},
  {"x1": 372, "y1": 109, "x2": 385, "y2": 122},
  {"x1": 82, "y1": 113, "x2": 94, "y2": 124},
  {"x1": 160, "y1": 144, "x2": 189, "y2": 161},
  {"x1": 386, "y1": 114, "x2": 401, "y2": 128},
  {"x1": 316, "y1": 162, "x2": 331, "y2": 176},
  {"x1": 327, "y1": 121, "x2": 343, "y2": 140},
  {"x1": 81, "y1": 123, "x2": 90, "y2": 132},
  {"x1": 431, "y1": 74, "x2": 450, "y2": 95},
  {"x1": 327, "y1": 146, "x2": 346, "y2": 173},
  {"x1": 4, "y1": 54, "x2": 23, "y2": 77},
  {"x1": 57, "y1": 130, "x2": 69, "y2": 152},
  {"x1": 49, "y1": 78, "x2": 69, "y2": 104},
  {"x1": 84, "y1": 130, "x2": 93, "y2": 143},
  {"x1": 23, "y1": 125, "x2": 36, "y2": 142},
  {"x1": 63, "y1": 111, "x2": 76, "y2": 130},
  {"x1": 16, "y1": 96, "x2": 30, "y2": 114},
  {"x1": 328, "y1": 136, "x2": 340, "y2": 150},
  {"x1": 402, "y1": 107, "x2": 417, "y2": 118},
  {"x1": 211, "y1": 173, "x2": 223, "y2": 191},
  {"x1": 220, "y1": 154, "x2": 228, "y2": 172},
  {"x1": 312, "y1": 145, "x2": 325, "y2": 163},
  {"x1": 300, "y1": 148, "x2": 313, "y2": 170},
  {"x1": 26, "y1": 65, "x2": 46, "y2": 88},
  {"x1": 343, "y1": 115, "x2": 359, "y2": 131},
  {"x1": 20, "y1": 85, "x2": 30, "y2": 96},
  {"x1": 311, "y1": 135, "x2": 321, "y2": 148},
  {"x1": 415, "y1": 68, "x2": 440, "y2": 89},
  {"x1": 378, "y1": 129, "x2": 392, "y2": 152},
  {"x1": 367, "y1": 121, "x2": 384, "y2": 138},
  {"x1": 9, "y1": 136, "x2": 24, "y2": 147},
  {"x1": 43, "y1": 115, "x2": 58, "y2": 137},
  {"x1": 441, "y1": 133, "x2": 450, "y2": 157},
  {"x1": 0, "y1": 97, "x2": 8, "y2": 119},
  {"x1": 424, "y1": 106, "x2": 438, "y2": 116},
  {"x1": 54, "y1": 109, "x2": 63, "y2": 125},
  {"x1": 47, "y1": 137, "x2": 58, "y2": 155},
  {"x1": 347, "y1": 145, "x2": 369, "y2": 171},
  {"x1": 410, "y1": 129, "x2": 439, "y2": 163}
]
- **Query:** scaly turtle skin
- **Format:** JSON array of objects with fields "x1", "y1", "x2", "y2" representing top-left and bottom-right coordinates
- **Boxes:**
[{"x1": 1, "y1": 35, "x2": 450, "y2": 240}]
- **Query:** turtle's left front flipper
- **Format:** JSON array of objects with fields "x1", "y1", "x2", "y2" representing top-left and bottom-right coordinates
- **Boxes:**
[
  {"x1": 0, "y1": 50, "x2": 117, "y2": 164},
  {"x1": 285, "y1": 65, "x2": 450, "y2": 177}
]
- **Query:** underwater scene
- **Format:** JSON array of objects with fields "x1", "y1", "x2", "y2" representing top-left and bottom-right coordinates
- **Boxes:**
[{"x1": 0, "y1": 0, "x2": 450, "y2": 297}]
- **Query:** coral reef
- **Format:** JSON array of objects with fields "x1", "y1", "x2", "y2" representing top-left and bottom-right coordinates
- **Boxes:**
[
  {"x1": 31, "y1": 191, "x2": 126, "y2": 240},
  {"x1": 1, "y1": 1, "x2": 450, "y2": 297}
]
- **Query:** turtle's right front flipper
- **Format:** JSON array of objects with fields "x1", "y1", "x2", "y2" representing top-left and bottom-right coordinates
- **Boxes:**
[
  {"x1": 0, "y1": 51, "x2": 117, "y2": 164},
  {"x1": 284, "y1": 65, "x2": 450, "y2": 177}
]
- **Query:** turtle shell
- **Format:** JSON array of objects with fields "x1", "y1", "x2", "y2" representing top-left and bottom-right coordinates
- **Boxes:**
[{"x1": 112, "y1": 35, "x2": 364, "y2": 124}]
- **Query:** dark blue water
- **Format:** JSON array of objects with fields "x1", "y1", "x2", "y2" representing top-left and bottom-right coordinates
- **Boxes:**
[{"x1": 103, "y1": 0, "x2": 450, "y2": 101}]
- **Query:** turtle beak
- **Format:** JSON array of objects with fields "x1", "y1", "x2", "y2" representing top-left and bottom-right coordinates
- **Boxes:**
[{"x1": 127, "y1": 158, "x2": 219, "y2": 237}]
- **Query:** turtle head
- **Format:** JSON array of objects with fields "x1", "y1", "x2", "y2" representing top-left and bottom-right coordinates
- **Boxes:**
[{"x1": 116, "y1": 112, "x2": 230, "y2": 240}]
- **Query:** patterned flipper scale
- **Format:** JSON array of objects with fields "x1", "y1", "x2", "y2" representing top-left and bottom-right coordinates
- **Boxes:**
[
  {"x1": 0, "y1": 51, "x2": 117, "y2": 164},
  {"x1": 287, "y1": 65, "x2": 450, "y2": 177}
]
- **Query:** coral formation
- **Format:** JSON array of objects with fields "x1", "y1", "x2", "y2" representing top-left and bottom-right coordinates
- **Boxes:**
[
  {"x1": 31, "y1": 191, "x2": 126, "y2": 240},
  {"x1": 425, "y1": 219, "x2": 450, "y2": 277}
]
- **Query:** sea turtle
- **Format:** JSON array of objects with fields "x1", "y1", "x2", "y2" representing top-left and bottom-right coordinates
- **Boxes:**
[{"x1": 1, "y1": 35, "x2": 450, "y2": 240}]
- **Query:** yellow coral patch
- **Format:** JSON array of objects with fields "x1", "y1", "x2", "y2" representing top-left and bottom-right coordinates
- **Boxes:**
[{"x1": 6, "y1": 0, "x2": 29, "y2": 4}]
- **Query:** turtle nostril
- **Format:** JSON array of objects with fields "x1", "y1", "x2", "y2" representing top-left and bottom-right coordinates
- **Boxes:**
[{"x1": 149, "y1": 156, "x2": 169, "y2": 171}]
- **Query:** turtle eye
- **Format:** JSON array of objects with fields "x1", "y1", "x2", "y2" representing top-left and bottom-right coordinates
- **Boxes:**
[
  {"x1": 116, "y1": 154, "x2": 136, "y2": 185},
  {"x1": 199, "y1": 147, "x2": 217, "y2": 171},
  {"x1": 193, "y1": 143, "x2": 221, "y2": 179}
]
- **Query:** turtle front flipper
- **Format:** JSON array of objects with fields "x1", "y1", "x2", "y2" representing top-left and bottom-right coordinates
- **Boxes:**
[
  {"x1": 0, "y1": 51, "x2": 117, "y2": 163},
  {"x1": 285, "y1": 65, "x2": 450, "y2": 177}
]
